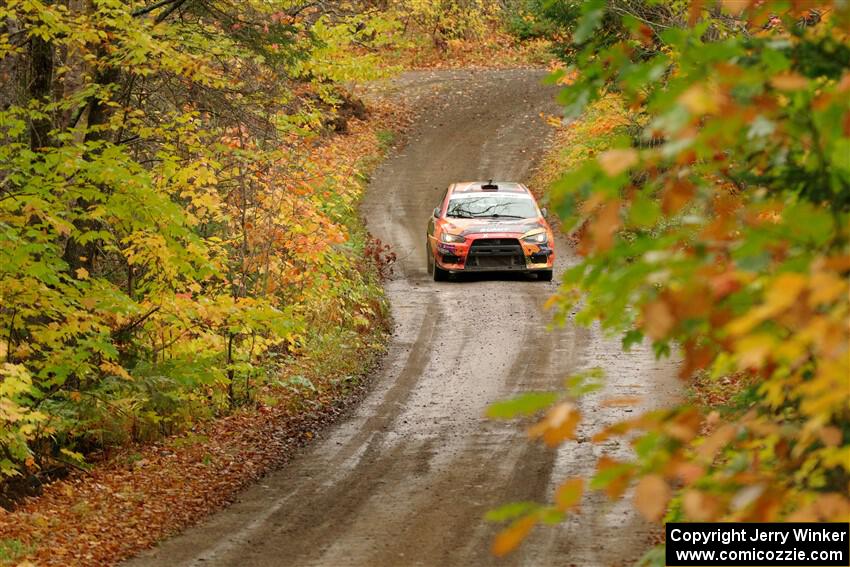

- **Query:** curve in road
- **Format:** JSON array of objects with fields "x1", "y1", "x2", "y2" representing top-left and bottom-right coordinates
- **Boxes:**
[{"x1": 126, "y1": 68, "x2": 680, "y2": 567}]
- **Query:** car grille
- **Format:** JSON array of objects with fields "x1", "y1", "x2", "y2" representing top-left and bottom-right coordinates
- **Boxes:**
[
  {"x1": 466, "y1": 238, "x2": 524, "y2": 269},
  {"x1": 470, "y1": 238, "x2": 517, "y2": 246}
]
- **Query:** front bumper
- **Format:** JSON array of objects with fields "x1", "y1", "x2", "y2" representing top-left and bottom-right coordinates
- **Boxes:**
[{"x1": 434, "y1": 236, "x2": 554, "y2": 272}]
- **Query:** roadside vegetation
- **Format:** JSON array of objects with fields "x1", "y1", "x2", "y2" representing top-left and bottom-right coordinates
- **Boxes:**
[
  {"x1": 0, "y1": 0, "x2": 550, "y2": 564},
  {"x1": 6, "y1": 0, "x2": 846, "y2": 565},
  {"x1": 0, "y1": 0, "x2": 403, "y2": 489},
  {"x1": 489, "y1": 1, "x2": 850, "y2": 562},
  {"x1": 0, "y1": 0, "x2": 541, "y2": 489}
]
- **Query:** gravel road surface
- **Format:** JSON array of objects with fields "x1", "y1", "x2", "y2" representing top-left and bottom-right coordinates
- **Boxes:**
[{"x1": 126, "y1": 68, "x2": 680, "y2": 567}]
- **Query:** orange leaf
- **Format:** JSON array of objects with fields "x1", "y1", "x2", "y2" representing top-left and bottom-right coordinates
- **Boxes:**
[
  {"x1": 492, "y1": 514, "x2": 537, "y2": 557},
  {"x1": 589, "y1": 199, "x2": 621, "y2": 253},
  {"x1": 555, "y1": 478, "x2": 584, "y2": 512},
  {"x1": 683, "y1": 489, "x2": 722, "y2": 521},
  {"x1": 771, "y1": 73, "x2": 808, "y2": 91},
  {"x1": 597, "y1": 149, "x2": 638, "y2": 177},
  {"x1": 818, "y1": 426, "x2": 842, "y2": 447},
  {"x1": 697, "y1": 424, "x2": 735, "y2": 460},
  {"x1": 664, "y1": 408, "x2": 701, "y2": 442},
  {"x1": 674, "y1": 462, "x2": 705, "y2": 485},
  {"x1": 596, "y1": 456, "x2": 632, "y2": 499},
  {"x1": 688, "y1": 0, "x2": 704, "y2": 24},
  {"x1": 528, "y1": 402, "x2": 580, "y2": 447},
  {"x1": 642, "y1": 299, "x2": 675, "y2": 340},
  {"x1": 661, "y1": 179, "x2": 696, "y2": 214},
  {"x1": 679, "y1": 340, "x2": 715, "y2": 379},
  {"x1": 591, "y1": 418, "x2": 641, "y2": 443},
  {"x1": 634, "y1": 474, "x2": 671, "y2": 522}
]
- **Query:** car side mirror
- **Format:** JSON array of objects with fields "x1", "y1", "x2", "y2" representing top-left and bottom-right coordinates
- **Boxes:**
[
  {"x1": 540, "y1": 207, "x2": 548, "y2": 218},
  {"x1": 433, "y1": 207, "x2": 440, "y2": 218}
]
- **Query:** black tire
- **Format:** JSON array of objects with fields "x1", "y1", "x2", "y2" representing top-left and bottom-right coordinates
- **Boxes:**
[
  {"x1": 433, "y1": 263, "x2": 449, "y2": 282},
  {"x1": 426, "y1": 240, "x2": 449, "y2": 281},
  {"x1": 538, "y1": 270, "x2": 553, "y2": 282}
]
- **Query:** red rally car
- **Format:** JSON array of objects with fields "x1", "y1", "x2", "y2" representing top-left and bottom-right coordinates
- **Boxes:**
[{"x1": 426, "y1": 181, "x2": 555, "y2": 281}]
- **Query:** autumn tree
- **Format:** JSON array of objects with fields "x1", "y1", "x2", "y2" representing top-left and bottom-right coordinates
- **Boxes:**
[
  {"x1": 491, "y1": 1, "x2": 850, "y2": 560},
  {"x1": 0, "y1": 0, "x2": 393, "y2": 479}
]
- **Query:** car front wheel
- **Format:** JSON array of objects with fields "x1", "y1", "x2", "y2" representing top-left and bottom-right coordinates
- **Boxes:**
[
  {"x1": 538, "y1": 270, "x2": 553, "y2": 282},
  {"x1": 433, "y1": 263, "x2": 449, "y2": 281},
  {"x1": 427, "y1": 241, "x2": 449, "y2": 281}
]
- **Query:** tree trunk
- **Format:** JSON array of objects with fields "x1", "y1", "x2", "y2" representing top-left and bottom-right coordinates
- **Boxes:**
[{"x1": 28, "y1": 36, "x2": 54, "y2": 150}]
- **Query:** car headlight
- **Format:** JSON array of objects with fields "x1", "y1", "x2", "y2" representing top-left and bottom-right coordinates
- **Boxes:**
[
  {"x1": 440, "y1": 232, "x2": 465, "y2": 243},
  {"x1": 522, "y1": 232, "x2": 548, "y2": 244}
]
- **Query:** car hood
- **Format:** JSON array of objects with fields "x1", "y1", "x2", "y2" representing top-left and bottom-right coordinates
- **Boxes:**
[{"x1": 443, "y1": 217, "x2": 544, "y2": 237}]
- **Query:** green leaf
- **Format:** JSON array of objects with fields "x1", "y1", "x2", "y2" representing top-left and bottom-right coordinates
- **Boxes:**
[
  {"x1": 486, "y1": 392, "x2": 559, "y2": 419},
  {"x1": 629, "y1": 194, "x2": 661, "y2": 227},
  {"x1": 484, "y1": 501, "x2": 540, "y2": 523},
  {"x1": 572, "y1": 0, "x2": 605, "y2": 45}
]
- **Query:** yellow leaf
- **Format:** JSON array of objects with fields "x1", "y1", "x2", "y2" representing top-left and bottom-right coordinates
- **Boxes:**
[
  {"x1": 75, "y1": 267, "x2": 90, "y2": 280},
  {"x1": 634, "y1": 474, "x2": 671, "y2": 522},
  {"x1": 809, "y1": 271, "x2": 847, "y2": 306},
  {"x1": 727, "y1": 273, "x2": 807, "y2": 336},
  {"x1": 555, "y1": 478, "x2": 584, "y2": 512},
  {"x1": 734, "y1": 333, "x2": 775, "y2": 369},
  {"x1": 764, "y1": 273, "x2": 807, "y2": 313},
  {"x1": 492, "y1": 514, "x2": 537, "y2": 557},
  {"x1": 726, "y1": 306, "x2": 768, "y2": 336},
  {"x1": 679, "y1": 83, "x2": 722, "y2": 114},
  {"x1": 598, "y1": 148, "x2": 638, "y2": 176},
  {"x1": 543, "y1": 293, "x2": 559, "y2": 311}
]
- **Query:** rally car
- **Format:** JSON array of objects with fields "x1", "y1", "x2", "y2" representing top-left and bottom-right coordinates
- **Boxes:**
[{"x1": 426, "y1": 181, "x2": 555, "y2": 281}]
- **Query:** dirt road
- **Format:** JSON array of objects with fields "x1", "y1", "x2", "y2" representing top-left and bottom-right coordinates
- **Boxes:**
[{"x1": 127, "y1": 69, "x2": 680, "y2": 567}]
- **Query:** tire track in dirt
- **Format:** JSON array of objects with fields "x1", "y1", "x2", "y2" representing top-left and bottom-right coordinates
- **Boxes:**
[{"x1": 126, "y1": 68, "x2": 680, "y2": 567}]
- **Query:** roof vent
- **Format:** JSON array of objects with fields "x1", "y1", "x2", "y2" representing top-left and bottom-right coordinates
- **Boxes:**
[{"x1": 481, "y1": 180, "x2": 498, "y2": 191}]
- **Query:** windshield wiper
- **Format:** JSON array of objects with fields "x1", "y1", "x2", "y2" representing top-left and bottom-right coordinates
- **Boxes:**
[
  {"x1": 446, "y1": 213, "x2": 473, "y2": 218},
  {"x1": 485, "y1": 214, "x2": 525, "y2": 219}
]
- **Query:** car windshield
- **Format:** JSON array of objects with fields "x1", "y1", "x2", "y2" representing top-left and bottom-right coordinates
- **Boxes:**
[{"x1": 445, "y1": 195, "x2": 537, "y2": 219}]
